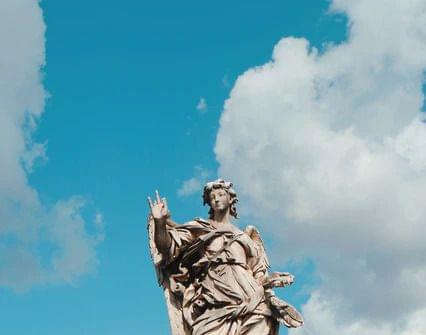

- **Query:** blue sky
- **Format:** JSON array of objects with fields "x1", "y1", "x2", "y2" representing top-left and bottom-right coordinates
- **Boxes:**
[
  {"x1": 2, "y1": 0, "x2": 426, "y2": 334},
  {"x1": 1, "y1": 1, "x2": 345, "y2": 334}
]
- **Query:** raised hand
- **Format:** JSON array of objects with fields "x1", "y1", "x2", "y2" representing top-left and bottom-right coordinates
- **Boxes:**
[{"x1": 148, "y1": 190, "x2": 170, "y2": 222}]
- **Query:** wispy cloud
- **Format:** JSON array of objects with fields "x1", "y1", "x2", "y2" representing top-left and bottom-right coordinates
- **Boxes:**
[
  {"x1": 215, "y1": 0, "x2": 426, "y2": 334},
  {"x1": 196, "y1": 97, "x2": 208, "y2": 113},
  {"x1": 0, "y1": 0, "x2": 103, "y2": 291},
  {"x1": 94, "y1": 212, "x2": 104, "y2": 226},
  {"x1": 177, "y1": 167, "x2": 212, "y2": 196}
]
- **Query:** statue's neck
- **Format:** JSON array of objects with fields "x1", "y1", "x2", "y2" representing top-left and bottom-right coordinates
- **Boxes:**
[{"x1": 212, "y1": 209, "x2": 231, "y2": 226}]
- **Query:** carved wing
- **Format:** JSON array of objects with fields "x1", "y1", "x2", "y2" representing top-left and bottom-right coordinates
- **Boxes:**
[
  {"x1": 147, "y1": 216, "x2": 190, "y2": 335},
  {"x1": 244, "y1": 225, "x2": 270, "y2": 269}
]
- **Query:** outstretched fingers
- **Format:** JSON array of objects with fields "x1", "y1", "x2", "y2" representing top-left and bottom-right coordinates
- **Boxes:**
[
  {"x1": 155, "y1": 190, "x2": 162, "y2": 206},
  {"x1": 148, "y1": 190, "x2": 167, "y2": 214},
  {"x1": 147, "y1": 196, "x2": 154, "y2": 209}
]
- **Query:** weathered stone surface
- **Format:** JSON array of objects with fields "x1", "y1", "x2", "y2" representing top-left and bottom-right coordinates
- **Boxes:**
[{"x1": 148, "y1": 179, "x2": 303, "y2": 334}]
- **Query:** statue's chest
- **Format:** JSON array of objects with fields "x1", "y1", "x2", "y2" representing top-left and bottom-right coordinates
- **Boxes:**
[{"x1": 205, "y1": 234, "x2": 247, "y2": 263}]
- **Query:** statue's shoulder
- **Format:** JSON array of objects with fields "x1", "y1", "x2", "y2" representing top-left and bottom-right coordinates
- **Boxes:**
[
  {"x1": 178, "y1": 217, "x2": 211, "y2": 231},
  {"x1": 193, "y1": 217, "x2": 210, "y2": 225}
]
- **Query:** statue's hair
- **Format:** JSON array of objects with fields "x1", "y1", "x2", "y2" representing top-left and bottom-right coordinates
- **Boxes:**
[{"x1": 202, "y1": 179, "x2": 238, "y2": 219}]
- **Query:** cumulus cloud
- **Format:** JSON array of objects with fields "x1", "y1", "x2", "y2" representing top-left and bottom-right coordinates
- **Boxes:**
[
  {"x1": 292, "y1": 293, "x2": 426, "y2": 335},
  {"x1": 177, "y1": 167, "x2": 212, "y2": 196},
  {"x1": 215, "y1": 0, "x2": 426, "y2": 333},
  {"x1": 196, "y1": 97, "x2": 208, "y2": 113},
  {"x1": 0, "y1": 0, "x2": 103, "y2": 290}
]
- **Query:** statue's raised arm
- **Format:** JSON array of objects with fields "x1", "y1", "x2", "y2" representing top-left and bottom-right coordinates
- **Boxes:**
[
  {"x1": 147, "y1": 180, "x2": 303, "y2": 335},
  {"x1": 148, "y1": 190, "x2": 174, "y2": 253}
]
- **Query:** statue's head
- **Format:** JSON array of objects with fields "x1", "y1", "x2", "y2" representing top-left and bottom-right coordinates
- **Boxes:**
[{"x1": 202, "y1": 179, "x2": 238, "y2": 219}]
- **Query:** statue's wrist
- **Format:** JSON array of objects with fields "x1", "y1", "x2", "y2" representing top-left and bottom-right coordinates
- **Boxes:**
[{"x1": 154, "y1": 217, "x2": 167, "y2": 225}]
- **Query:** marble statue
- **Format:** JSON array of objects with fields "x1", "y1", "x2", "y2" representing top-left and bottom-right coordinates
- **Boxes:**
[{"x1": 148, "y1": 179, "x2": 303, "y2": 335}]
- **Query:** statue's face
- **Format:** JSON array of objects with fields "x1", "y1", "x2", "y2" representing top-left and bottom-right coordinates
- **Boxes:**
[{"x1": 209, "y1": 188, "x2": 230, "y2": 213}]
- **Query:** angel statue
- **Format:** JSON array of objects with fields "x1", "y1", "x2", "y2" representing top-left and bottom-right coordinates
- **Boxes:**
[{"x1": 147, "y1": 179, "x2": 303, "y2": 335}]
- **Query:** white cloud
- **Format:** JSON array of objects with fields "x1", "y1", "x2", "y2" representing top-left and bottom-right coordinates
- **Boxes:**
[
  {"x1": 196, "y1": 97, "x2": 208, "y2": 113},
  {"x1": 0, "y1": 0, "x2": 103, "y2": 290},
  {"x1": 177, "y1": 167, "x2": 211, "y2": 196},
  {"x1": 291, "y1": 292, "x2": 426, "y2": 335},
  {"x1": 215, "y1": 0, "x2": 426, "y2": 333}
]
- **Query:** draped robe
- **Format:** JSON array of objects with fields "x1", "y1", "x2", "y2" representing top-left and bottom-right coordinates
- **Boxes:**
[{"x1": 149, "y1": 218, "x2": 279, "y2": 335}]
